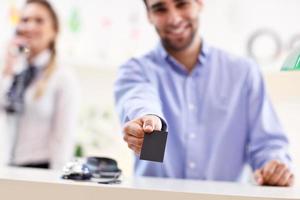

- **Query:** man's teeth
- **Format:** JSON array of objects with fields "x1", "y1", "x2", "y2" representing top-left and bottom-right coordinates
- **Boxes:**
[{"x1": 170, "y1": 26, "x2": 186, "y2": 35}]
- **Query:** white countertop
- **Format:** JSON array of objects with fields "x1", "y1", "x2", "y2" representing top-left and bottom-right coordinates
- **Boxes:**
[{"x1": 0, "y1": 167, "x2": 299, "y2": 200}]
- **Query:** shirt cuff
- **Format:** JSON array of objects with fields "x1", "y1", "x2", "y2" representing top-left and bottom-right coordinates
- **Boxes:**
[
  {"x1": 125, "y1": 107, "x2": 167, "y2": 131},
  {"x1": 252, "y1": 150, "x2": 292, "y2": 171}
]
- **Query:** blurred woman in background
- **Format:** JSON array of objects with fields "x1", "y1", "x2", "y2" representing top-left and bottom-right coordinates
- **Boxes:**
[{"x1": 0, "y1": 0, "x2": 79, "y2": 169}]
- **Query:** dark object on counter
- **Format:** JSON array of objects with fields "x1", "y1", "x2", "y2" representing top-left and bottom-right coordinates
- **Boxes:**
[
  {"x1": 61, "y1": 160, "x2": 92, "y2": 180},
  {"x1": 61, "y1": 157, "x2": 121, "y2": 181},
  {"x1": 86, "y1": 157, "x2": 121, "y2": 179},
  {"x1": 97, "y1": 179, "x2": 121, "y2": 184}
]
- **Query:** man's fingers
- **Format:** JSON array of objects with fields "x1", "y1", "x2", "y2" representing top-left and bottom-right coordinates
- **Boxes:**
[
  {"x1": 259, "y1": 160, "x2": 294, "y2": 187},
  {"x1": 128, "y1": 143, "x2": 142, "y2": 155},
  {"x1": 142, "y1": 115, "x2": 162, "y2": 133},
  {"x1": 254, "y1": 169, "x2": 263, "y2": 185},
  {"x1": 267, "y1": 163, "x2": 286, "y2": 185},
  {"x1": 123, "y1": 119, "x2": 146, "y2": 154},
  {"x1": 142, "y1": 118, "x2": 155, "y2": 133},
  {"x1": 286, "y1": 174, "x2": 295, "y2": 187},
  {"x1": 278, "y1": 170, "x2": 293, "y2": 186},
  {"x1": 123, "y1": 115, "x2": 163, "y2": 154},
  {"x1": 123, "y1": 134, "x2": 143, "y2": 148},
  {"x1": 262, "y1": 160, "x2": 279, "y2": 183},
  {"x1": 123, "y1": 121, "x2": 144, "y2": 138}
]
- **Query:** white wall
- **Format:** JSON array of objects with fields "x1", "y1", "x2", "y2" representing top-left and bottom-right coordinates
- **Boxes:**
[
  {"x1": 1, "y1": 0, "x2": 299, "y2": 69},
  {"x1": 264, "y1": 72, "x2": 300, "y2": 180}
]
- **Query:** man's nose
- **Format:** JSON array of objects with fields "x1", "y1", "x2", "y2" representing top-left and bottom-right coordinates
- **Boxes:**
[{"x1": 166, "y1": 9, "x2": 183, "y2": 27}]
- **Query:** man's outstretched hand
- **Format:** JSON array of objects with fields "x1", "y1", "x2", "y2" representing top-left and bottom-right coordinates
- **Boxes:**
[{"x1": 123, "y1": 115, "x2": 162, "y2": 155}]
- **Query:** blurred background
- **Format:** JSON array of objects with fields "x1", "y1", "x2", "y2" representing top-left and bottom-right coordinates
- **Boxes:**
[{"x1": 0, "y1": 0, "x2": 299, "y2": 179}]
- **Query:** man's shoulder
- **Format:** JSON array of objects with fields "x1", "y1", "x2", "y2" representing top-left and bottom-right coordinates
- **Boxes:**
[
  {"x1": 120, "y1": 48, "x2": 161, "y2": 69},
  {"x1": 208, "y1": 45, "x2": 258, "y2": 73}
]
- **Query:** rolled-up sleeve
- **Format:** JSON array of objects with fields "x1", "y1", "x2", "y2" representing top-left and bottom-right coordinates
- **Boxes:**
[{"x1": 246, "y1": 60, "x2": 292, "y2": 170}]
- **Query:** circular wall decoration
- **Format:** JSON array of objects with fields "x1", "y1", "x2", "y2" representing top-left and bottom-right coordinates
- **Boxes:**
[
  {"x1": 288, "y1": 34, "x2": 300, "y2": 50},
  {"x1": 247, "y1": 29, "x2": 282, "y2": 63}
]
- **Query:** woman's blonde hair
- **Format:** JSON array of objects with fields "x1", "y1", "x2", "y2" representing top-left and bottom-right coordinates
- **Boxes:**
[{"x1": 25, "y1": 0, "x2": 59, "y2": 99}]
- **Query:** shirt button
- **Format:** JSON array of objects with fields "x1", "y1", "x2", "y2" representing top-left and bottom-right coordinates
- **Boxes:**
[
  {"x1": 189, "y1": 133, "x2": 196, "y2": 139},
  {"x1": 188, "y1": 104, "x2": 196, "y2": 111},
  {"x1": 189, "y1": 162, "x2": 196, "y2": 169}
]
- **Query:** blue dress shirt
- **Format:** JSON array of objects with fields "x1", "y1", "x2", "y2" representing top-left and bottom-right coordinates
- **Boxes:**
[{"x1": 114, "y1": 41, "x2": 291, "y2": 181}]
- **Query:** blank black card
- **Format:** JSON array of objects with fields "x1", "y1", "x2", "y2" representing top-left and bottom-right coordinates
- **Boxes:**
[{"x1": 140, "y1": 130, "x2": 168, "y2": 162}]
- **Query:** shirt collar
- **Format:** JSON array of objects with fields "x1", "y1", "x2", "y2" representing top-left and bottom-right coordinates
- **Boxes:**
[
  {"x1": 157, "y1": 42, "x2": 168, "y2": 60},
  {"x1": 155, "y1": 39, "x2": 211, "y2": 76},
  {"x1": 156, "y1": 38, "x2": 210, "y2": 66},
  {"x1": 200, "y1": 40, "x2": 209, "y2": 60},
  {"x1": 198, "y1": 40, "x2": 211, "y2": 67}
]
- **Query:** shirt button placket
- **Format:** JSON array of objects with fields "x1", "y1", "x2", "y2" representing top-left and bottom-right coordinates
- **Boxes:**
[{"x1": 185, "y1": 76, "x2": 199, "y2": 178}]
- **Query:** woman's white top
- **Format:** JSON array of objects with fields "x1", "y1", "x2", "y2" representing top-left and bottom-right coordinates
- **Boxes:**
[{"x1": 0, "y1": 50, "x2": 79, "y2": 169}]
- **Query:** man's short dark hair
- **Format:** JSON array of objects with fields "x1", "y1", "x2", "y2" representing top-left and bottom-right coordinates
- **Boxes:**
[{"x1": 143, "y1": 0, "x2": 148, "y2": 8}]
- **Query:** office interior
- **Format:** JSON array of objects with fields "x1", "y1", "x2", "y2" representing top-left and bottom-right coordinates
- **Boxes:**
[{"x1": 0, "y1": 0, "x2": 299, "y2": 199}]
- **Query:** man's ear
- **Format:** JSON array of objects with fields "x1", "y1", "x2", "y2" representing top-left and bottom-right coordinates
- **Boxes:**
[{"x1": 147, "y1": 11, "x2": 154, "y2": 25}]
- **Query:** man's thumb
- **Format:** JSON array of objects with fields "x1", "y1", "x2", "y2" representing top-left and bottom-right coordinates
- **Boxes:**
[
  {"x1": 142, "y1": 117, "x2": 155, "y2": 133},
  {"x1": 254, "y1": 169, "x2": 263, "y2": 185}
]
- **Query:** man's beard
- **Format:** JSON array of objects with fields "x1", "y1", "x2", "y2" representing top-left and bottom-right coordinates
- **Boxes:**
[{"x1": 159, "y1": 25, "x2": 197, "y2": 52}]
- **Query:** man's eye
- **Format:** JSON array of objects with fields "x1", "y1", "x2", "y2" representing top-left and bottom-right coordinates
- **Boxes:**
[
  {"x1": 176, "y1": 1, "x2": 189, "y2": 8},
  {"x1": 153, "y1": 7, "x2": 167, "y2": 13}
]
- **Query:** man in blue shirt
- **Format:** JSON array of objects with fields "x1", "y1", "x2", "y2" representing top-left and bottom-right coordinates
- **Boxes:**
[{"x1": 114, "y1": 0, "x2": 294, "y2": 186}]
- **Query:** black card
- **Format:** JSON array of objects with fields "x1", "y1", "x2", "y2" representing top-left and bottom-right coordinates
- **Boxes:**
[{"x1": 140, "y1": 130, "x2": 168, "y2": 162}]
